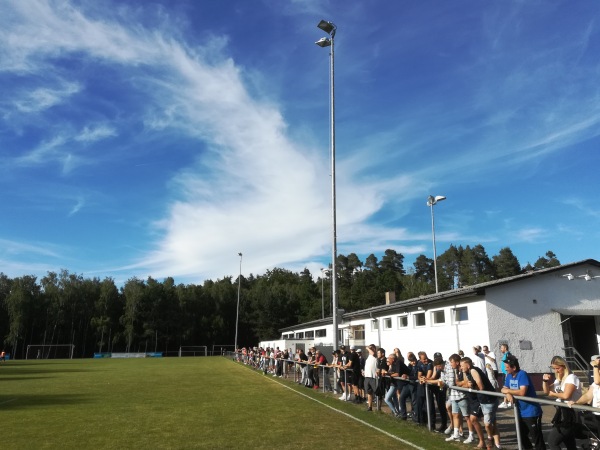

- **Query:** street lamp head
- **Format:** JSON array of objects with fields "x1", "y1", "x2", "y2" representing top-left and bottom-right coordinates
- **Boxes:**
[
  {"x1": 317, "y1": 20, "x2": 336, "y2": 36},
  {"x1": 238, "y1": 252, "x2": 242, "y2": 257},
  {"x1": 315, "y1": 37, "x2": 331, "y2": 48},
  {"x1": 427, "y1": 195, "x2": 447, "y2": 206}
]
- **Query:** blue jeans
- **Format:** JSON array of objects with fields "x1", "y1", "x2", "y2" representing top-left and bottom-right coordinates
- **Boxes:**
[
  {"x1": 399, "y1": 383, "x2": 416, "y2": 418},
  {"x1": 384, "y1": 384, "x2": 399, "y2": 415}
]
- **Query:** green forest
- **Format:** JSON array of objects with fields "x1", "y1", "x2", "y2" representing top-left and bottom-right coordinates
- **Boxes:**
[{"x1": 0, "y1": 246, "x2": 560, "y2": 358}]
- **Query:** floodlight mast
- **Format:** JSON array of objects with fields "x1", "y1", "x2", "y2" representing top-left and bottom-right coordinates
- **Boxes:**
[
  {"x1": 315, "y1": 19, "x2": 339, "y2": 347},
  {"x1": 234, "y1": 252, "x2": 242, "y2": 354},
  {"x1": 427, "y1": 195, "x2": 446, "y2": 293}
]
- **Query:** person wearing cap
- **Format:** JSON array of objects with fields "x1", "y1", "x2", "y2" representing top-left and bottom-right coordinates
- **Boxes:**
[
  {"x1": 567, "y1": 355, "x2": 600, "y2": 445},
  {"x1": 357, "y1": 348, "x2": 366, "y2": 402},
  {"x1": 501, "y1": 354, "x2": 545, "y2": 450},
  {"x1": 339, "y1": 345, "x2": 353, "y2": 401},
  {"x1": 349, "y1": 346, "x2": 362, "y2": 403}
]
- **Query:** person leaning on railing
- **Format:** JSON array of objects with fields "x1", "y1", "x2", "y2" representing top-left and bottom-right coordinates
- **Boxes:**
[
  {"x1": 501, "y1": 354, "x2": 546, "y2": 450},
  {"x1": 542, "y1": 355, "x2": 582, "y2": 450},
  {"x1": 567, "y1": 354, "x2": 600, "y2": 447}
]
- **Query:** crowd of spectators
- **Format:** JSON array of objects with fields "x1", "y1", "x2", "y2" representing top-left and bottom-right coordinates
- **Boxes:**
[{"x1": 235, "y1": 345, "x2": 600, "y2": 450}]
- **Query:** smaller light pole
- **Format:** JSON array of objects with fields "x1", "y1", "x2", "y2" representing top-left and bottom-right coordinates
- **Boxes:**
[
  {"x1": 320, "y1": 268, "x2": 330, "y2": 319},
  {"x1": 427, "y1": 195, "x2": 446, "y2": 293},
  {"x1": 234, "y1": 252, "x2": 242, "y2": 353}
]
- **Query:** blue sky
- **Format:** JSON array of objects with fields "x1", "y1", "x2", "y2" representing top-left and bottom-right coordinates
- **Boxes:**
[{"x1": 1, "y1": 0, "x2": 600, "y2": 285}]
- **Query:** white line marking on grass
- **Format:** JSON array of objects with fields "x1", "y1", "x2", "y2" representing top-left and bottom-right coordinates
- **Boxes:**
[
  {"x1": 0, "y1": 398, "x2": 16, "y2": 406},
  {"x1": 266, "y1": 376, "x2": 424, "y2": 450}
]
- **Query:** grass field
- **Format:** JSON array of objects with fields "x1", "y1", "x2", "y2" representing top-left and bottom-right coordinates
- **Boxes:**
[{"x1": 0, "y1": 357, "x2": 460, "y2": 449}]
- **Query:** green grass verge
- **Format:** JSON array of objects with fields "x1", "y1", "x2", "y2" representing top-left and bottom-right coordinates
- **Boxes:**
[{"x1": 0, "y1": 357, "x2": 461, "y2": 449}]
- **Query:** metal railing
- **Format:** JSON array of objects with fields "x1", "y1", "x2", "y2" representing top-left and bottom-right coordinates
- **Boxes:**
[
  {"x1": 230, "y1": 353, "x2": 599, "y2": 450},
  {"x1": 563, "y1": 346, "x2": 591, "y2": 373}
]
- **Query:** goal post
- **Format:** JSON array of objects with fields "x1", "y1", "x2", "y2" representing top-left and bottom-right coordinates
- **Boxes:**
[
  {"x1": 178, "y1": 346, "x2": 208, "y2": 357},
  {"x1": 212, "y1": 344, "x2": 235, "y2": 356},
  {"x1": 26, "y1": 344, "x2": 75, "y2": 360}
]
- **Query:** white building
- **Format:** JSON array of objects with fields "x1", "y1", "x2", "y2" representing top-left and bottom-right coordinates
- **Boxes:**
[{"x1": 260, "y1": 259, "x2": 600, "y2": 375}]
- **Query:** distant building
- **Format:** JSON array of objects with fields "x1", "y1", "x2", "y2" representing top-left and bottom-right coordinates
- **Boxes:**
[{"x1": 260, "y1": 259, "x2": 600, "y2": 377}]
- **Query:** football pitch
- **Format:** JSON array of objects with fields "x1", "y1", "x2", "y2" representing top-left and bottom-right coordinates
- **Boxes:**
[{"x1": 0, "y1": 357, "x2": 459, "y2": 449}]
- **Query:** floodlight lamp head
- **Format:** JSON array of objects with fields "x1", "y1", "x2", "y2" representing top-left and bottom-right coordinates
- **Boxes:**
[
  {"x1": 562, "y1": 274, "x2": 574, "y2": 281},
  {"x1": 317, "y1": 20, "x2": 336, "y2": 36},
  {"x1": 315, "y1": 37, "x2": 331, "y2": 47},
  {"x1": 238, "y1": 252, "x2": 242, "y2": 257},
  {"x1": 427, "y1": 195, "x2": 446, "y2": 206}
]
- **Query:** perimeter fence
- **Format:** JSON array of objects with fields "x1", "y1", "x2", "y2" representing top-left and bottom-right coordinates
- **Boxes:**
[{"x1": 229, "y1": 352, "x2": 599, "y2": 450}]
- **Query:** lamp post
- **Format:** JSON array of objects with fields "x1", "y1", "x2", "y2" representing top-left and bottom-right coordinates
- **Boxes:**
[
  {"x1": 427, "y1": 195, "x2": 446, "y2": 293},
  {"x1": 316, "y1": 19, "x2": 338, "y2": 347},
  {"x1": 320, "y1": 268, "x2": 330, "y2": 319},
  {"x1": 234, "y1": 252, "x2": 242, "y2": 353}
]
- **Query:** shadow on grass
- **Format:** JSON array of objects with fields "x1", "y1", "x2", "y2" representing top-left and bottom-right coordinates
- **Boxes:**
[
  {"x1": 0, "y1": 394, "x2": 92, "y2": 410},
  {"x1": 2, "y1": 367, "x2": 92, "y2": 375}
]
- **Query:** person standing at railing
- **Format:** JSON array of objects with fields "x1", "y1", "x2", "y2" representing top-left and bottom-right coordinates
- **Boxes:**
[
  {"x1": 567, "y1": 354, "x2": 600, "y2": 447},
  {"x1": 543, "y1": 355, "x2": 582, "y2": 450},
  {"x1": 399, "y1": 353, "x2": 419, "y2": 421},
  {"x1": 417, "y1": 351, "x2": 435, "y2": 427},
  {"x1": 501, "y1": 355, "x2": 546, "y2": 450},
  {"x1": 383, "y1": 352, "x2": 402, "y2": 417},
  {"x1": 363, "y1": 344, "x2": 378, "y2": 411},
  {"x1": 441, "y1": 353, "x2": 473, "y2": 443},
  {"x1": 458, "y1": 356, "x2": 501, "y2": 448}
]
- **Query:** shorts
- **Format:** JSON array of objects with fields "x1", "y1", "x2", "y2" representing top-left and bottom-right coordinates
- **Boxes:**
[
  {"x1": 480, "y1": 401, "x2": 498, "y2": 425},
  {"x1": 451, "y1": 398, "x2": 469, "y2": 416},
  {"x1": 365, "y1": 377, "x2": 377, "y2": 395},
  {"x1": 342, "y1": 370, "x2": 354, "y2": 385},
  {"x1": 467, "y1": 396, "x2": 483, "y2": 418}
]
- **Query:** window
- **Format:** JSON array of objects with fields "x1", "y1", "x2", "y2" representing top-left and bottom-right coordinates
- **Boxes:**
[
  {"x1": 371, "y1": 319, "x2": 379, "y2": 331},
  {"x1": 398, "y1": 315, "x2": 408, "y2": 328},
  {"x1": 295, "y1": 332, "x2": 304, "y2": 339},
  {"x1": 305, "y1": 330, "x2": 314, "y2": 339},
  {"x1": 414, "y1": 312, "x2": 426, "y2": 327},
  {"x1": 315, "y1": 329, "x2": 327, "y2": 338},
  {"x1": 349, "y1": 325, "x2": 365, "y2": 340},
  {"x1": 383, "y1": 318, "x2": 392, "y2": 330},
  {"x1": 452, "y1": 307, "x2": 469, "y2": 323},
  {"x1": 431, "y1": 310, "x2": 445, "y2": 325}
]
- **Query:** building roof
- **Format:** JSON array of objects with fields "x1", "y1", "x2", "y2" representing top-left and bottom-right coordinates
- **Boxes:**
[{"x1": 279, "y1": 259, "x2": 600, "y2": 331}]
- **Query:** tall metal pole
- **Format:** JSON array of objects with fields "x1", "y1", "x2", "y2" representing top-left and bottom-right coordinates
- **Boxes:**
[
  {"x1": 321, "y1": 270, "x2": 325, "y2": 319},
  {"x1": 430, "y1": 202, "x2": 439, "y2": 293},
  {"x1": 427, "y1": 195, "x2": 446, "y2": 293},
  {"x1": 316, "y1": 20, "x2": 338, "y2": 348},
  {"x1": 234, "y1": 252, "x2": 242, "y2": 352}
]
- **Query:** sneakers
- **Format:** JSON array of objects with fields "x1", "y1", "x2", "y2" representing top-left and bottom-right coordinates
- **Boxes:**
[
  {"x1": 446, "y1": 435, "x2": 461, "y2": 442},
  {"x1": 365, "y1": 406, "x2": 373, "y2": 411},
  {"x1": 339, "y1": 394, "x2": 347, "y2": 400},
  {"x1": 444, "y1": 426, "x2": 454, "y2": 435},
  {"x1": 498, "y1": 401, "x2": 512, "y2": 409},
  {"x1": 463, "y1": 435, "x2": 475, "y2": 444}
]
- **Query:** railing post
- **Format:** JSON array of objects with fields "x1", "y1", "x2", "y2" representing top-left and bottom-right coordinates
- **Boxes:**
[
  {"x1": 425, "y1": 383, "x2": 432, "y2": 430},
  {"x1": 513, "y1": 401, "x2": 523, "y2": 450},
  {"x1": 344, "y1": 369, "x2": 349, "y2": 401}
]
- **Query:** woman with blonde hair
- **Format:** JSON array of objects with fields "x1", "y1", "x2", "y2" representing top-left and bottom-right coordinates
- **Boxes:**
[{"x1": 542, "y1": 355, "x2": 582, "y2": 450}]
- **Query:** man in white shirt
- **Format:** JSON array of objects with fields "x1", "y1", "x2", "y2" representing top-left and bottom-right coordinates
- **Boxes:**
[
  {"x1": 472, "y1": 346, "x2": 486, "y2": 373},
  {"x1": 363, "y1": 344, "x2": 378, "y2": 411}
]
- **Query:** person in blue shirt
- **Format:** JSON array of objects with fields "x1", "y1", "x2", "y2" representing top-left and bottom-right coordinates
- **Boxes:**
[{"x1": 500, "y1": 355, "x2": 546, "y2": 450}]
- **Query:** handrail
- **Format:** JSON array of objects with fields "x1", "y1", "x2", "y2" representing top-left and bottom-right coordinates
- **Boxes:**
[
  {"x1": 231, "y1": 352, "x2": 600, "y2": 450},
  {"x1": 562, "y1": 346, "x2": 590, "y2": 372}
]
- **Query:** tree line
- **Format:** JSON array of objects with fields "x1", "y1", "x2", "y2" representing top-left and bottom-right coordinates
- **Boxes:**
[{"x1": 0, "y1": 246, "x2": 560, "y2": 358}]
